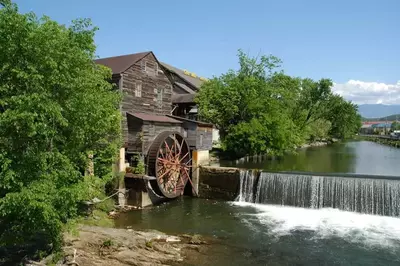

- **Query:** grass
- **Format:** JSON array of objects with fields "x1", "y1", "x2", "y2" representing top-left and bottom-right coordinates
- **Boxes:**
[
  {"x1": 96, "y1": 198, "x2": 116, "y2": 213},
  {"x1": 145, "y1": 240, "x2": 153, "y2": 248},
  {"x1": 101, "y1": 239, "x2": 114, "y2": 248},
  {"x1": 77, "y1": 209, "x2": 115, "y2": 228}
]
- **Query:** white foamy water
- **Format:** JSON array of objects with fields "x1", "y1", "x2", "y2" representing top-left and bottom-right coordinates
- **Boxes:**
[{"x1": 232, "y1": 202, "x2": 400, "y2": 248}]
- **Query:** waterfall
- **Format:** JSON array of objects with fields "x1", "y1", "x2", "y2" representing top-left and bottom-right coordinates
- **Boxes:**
[
  {"x1": 237, "y1": 170, "x2": 258, "y2": 202},
  {"x1": 237, "y1": 170, "x2": 400, "y2": 217}
]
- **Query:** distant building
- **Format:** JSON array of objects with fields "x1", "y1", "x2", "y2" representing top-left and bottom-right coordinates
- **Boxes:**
[
  {"x1": 371, "y1": 122, "x2": 392, "y2": 135},
  {"x1": 359, "y1": 124, "x2": 374, "y2": 134},
  {"x1": 360, "y1": 121, "x2": 394, "y2": 135}
]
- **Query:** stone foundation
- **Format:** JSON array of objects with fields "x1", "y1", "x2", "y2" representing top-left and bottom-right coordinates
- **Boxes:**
[{"x1": 198, "y1": 166, "x2": 241, "y2": 200}]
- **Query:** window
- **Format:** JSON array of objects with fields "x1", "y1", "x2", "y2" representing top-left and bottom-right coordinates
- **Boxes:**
[
  {"x1": 199, "y1": 134, "x2": 203, "y2": 147},
  {"x1": 156, "y1": 64, "x2": 163, "y2": 75},
  {"x1": 156, "y1": 87, "x2": 163, "y2": 108},
  {"x1": 135, "y1": 81, "x2": 142, "y2": 97},
  {"x1": 143, "y1": 61, "x2": 156, "y2": 76}
]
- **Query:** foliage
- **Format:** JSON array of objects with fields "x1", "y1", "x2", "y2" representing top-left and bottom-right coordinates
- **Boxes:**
[
  {"x1": 197, "y1": 50, "x2": 302, "y2": 157},
  {"x1": 305, "y1": 119, "x2": 332, "y2": 142},
  {"x1": 196, "y1": 50, "x2": 361, "y2": 158},
  {"x1": 126, "y1": 155, "x2": 145, "y2": 174},
  {"x1": 325, "y1": 95, "x2": 362, "y2": 139},
  {"x1": 76, "y1": 210, "x2": 115, "y2": 228},
  {"x1": 102, "y1": 239, "x2": 114, "y2": 248},
  {"x1": 391, "y1": 121, "x2": 400, "y2": 131},
  {"x1": 0, "y1": 1, "x2": 120, "y2": 262},
  {"x1": 133, "y1": 155, "x2": 145, "y2": 174}
]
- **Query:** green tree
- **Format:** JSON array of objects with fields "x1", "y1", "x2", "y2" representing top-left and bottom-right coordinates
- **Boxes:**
[
  {"x1": 0, "y1": 2, "x2": 120, "y2": 261},
  {"x1": 391, "y1": 121, "x2": 400, "y2": 131},
  {"x1": 196, "y1": 50, "x2": 362, "y2": 158},
  {"x1": 196, "y1": 50, "x2": 302, "y2": 157},
  {"x1": 292, "y1": 78, "x2": 334, "y2": 130},
  {"x1": 325, "y1": 95, "x2": 361, "y2": 139}
]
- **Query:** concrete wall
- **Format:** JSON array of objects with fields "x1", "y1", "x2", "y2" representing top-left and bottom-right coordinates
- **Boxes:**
[
  {"x1": 212, "y1": 128, "x2": 220, "y2": 143},
  {"x1": 198, "y1": 166, "x2": 241, "y2": 200},
  {"x1": 197, "y1": 150, "x2": 210, "y2": 166}
]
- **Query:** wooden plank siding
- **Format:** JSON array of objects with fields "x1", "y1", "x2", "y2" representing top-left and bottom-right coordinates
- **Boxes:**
[
  {"x1": 120, "y1": 53, "x2": 174, "y2": 149},
  {"x1": 176, "y1": 120, "x2": 213, "y2": 151},
  {"x1": 196, "y1": 126, "x2": 213, "y2": 150},
  {"x1": 180, "y1": 121, "x2": 197, "y2": 149},
  {"x1": 142, "y1": 122, "x2": 182, "y2": 154}
]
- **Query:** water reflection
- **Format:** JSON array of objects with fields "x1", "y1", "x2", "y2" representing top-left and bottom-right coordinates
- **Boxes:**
[{"x1": 219, "y1": 141, "x2": 400, "y2": 176}]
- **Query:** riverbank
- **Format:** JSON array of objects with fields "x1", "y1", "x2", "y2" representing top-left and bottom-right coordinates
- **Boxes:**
[
  {"x1": 28, "y1": 225, "x2": 210, "y2": 266},
  {"x1": 356, "y1": 135, "x2": 400, "y2": 148},
  {"x1": 299, "y1": 138, "x2": 339, "y2": 149},
  {"x1": 209, "y1": 138, "x2": 339, "y2": 165}
]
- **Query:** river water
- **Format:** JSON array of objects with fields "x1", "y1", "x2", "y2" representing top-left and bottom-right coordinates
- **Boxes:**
[
  {"x1": 218, "y1": 140, "x2": 400, "y2": 176},
  {"x1": 116, "y1": 141, "x2": 400, "y2": 265}
]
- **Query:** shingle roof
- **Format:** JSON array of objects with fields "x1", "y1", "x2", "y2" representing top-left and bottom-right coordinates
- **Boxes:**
[
  {"x1": 161, "y1": 62, "x2": 205, "y2": 90},
  {"x1": 361, "y1": 124, "x2": 372, "y2": 128},
  {"x1": 166, "y1": 115, "x2": 213, "y2": 127},
  {"x1": 127, "y1": 112, "x2": 182, "y2": 124},
  {"x1": 172, "y1": 94, "x2": 196, "y2": 104},
  {"x1": 95, "y1": 52, "x2": 151, "y2": 74},
  {"x1": 371, "y1": 123, "x2": 392, "y2": 128},
  {"x1": 175, "y1": 82, "x2": 196, "y2": 94}
]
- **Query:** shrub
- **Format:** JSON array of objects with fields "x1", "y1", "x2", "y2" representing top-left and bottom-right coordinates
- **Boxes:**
[{"x1": 0, "y1": 1, "x2": 121, "y2": 262}]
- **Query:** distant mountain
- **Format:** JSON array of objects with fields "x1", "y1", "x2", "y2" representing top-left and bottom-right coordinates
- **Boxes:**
[
  {"x1": 357, "y1": 104, "x2": 400, "y2": 118},
  {"x1": 363, "y1": 114, "x2": 400, "y2": 122}
]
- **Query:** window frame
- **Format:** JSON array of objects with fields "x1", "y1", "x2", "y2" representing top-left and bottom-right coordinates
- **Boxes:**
[
  {"x1": 134, "y1": 81, "x2": 142, "y2": 98},
  {"x1": 156, "y1": 87, "x2": 163, "y2": 108}
]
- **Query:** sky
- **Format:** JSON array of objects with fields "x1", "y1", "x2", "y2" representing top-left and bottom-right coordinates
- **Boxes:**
[{"x1": 14, "y1": 0, "x2": 400, "y2": 105}]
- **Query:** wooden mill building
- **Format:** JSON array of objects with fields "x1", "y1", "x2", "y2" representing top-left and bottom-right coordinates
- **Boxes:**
[{"x1": 95, "y1": 52, "x2": 213, "y2": 191}]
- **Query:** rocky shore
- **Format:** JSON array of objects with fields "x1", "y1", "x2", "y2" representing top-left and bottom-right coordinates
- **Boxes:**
[
  {"x1": 357, "y1": 135, "x2": 400, "y2": 148},
  {"x1": 28, "y1": 225, "x2": 210, "y2": 266},
  {"x1": 299, "y1": 138, "x2": 339, "y2": 149}
]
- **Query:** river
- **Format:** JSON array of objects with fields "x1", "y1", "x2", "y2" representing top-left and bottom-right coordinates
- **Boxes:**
[
  {"x1": 218, "y1": 140, "x2": 400, "y2": 176},
  {"x1": 116, "y1": 140, "x2": 400, "y2": 265}
]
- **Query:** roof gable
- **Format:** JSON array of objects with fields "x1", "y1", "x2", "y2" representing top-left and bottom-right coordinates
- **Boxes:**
[{"x1": 95, "y1": 52, "x2": 151, "y2": 74}]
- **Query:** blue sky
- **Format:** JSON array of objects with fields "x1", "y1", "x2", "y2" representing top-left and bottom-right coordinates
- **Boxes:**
[{"x1": 15, "y1": 0, "x2": 400, "y2": 104}]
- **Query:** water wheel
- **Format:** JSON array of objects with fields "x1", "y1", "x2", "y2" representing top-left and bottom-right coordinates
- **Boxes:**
[{"x1": 147, "y1": 131, "x2": 192, "y2": 198}]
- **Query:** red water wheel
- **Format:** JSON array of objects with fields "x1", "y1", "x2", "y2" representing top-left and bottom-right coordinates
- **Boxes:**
[{"x1": 147, "y1": 131, "x2": 193, "y2": 198}]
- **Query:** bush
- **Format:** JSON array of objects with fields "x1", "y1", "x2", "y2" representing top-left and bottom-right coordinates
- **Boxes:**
[{"x1": 0, "y1": 1, "x2": 121, "y2": 262}]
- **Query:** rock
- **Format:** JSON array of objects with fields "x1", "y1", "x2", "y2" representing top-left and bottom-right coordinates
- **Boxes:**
[
  {"x1": 165, "y1": 236, "x2": 181, "y2": 243},
  {"x1": 186, "y1": 245, "x2": 202, "y2": 252},
  {"x1": 189, "y1": 234, "x2": 204, "y2": 245},
  {"x1": 109, "y1": 211, "x2": 118, "y2": 217},
  {"x1": 57, "y1": 226, "x2": 212, "y2": 265}
]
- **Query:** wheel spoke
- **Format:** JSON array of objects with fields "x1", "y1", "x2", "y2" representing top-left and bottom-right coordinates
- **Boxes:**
[
  {"x1": 159, "y1": 147, "x2": 166, "y2": 159},
  {"x1": 152, "y1": 133, "x2": 192, "y2": 197},
  {"x1": 182, "y1": 167, "x2": 196, "y2": 194},
  {"x1": 178, "y1": 152, "x2": 190, "y2": 163},
  {"x1": 173, "y1": 134, "x2": 177, "y2": 157},
  {"x1": 181, "y1": 158, "x2": 192, "y2": 168},
  {"x1": 164, "y1": 140, "x2": 173, "y2": 161},
  {"x1": 157, "y1": 167, "x2": 173, "y2": 180}
]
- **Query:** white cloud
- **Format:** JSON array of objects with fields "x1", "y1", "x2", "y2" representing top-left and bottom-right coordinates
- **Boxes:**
[{"x1": 333, "y1": 80, "x2": 400, "y2": 105}]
